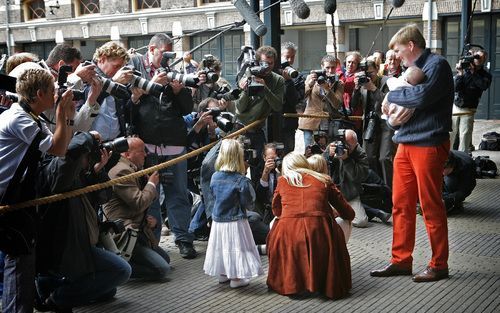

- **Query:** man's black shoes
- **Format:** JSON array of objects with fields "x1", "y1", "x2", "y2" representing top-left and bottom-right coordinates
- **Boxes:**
[{"x1": 177, "y1": 241, "x2": 197, "y2": 259}]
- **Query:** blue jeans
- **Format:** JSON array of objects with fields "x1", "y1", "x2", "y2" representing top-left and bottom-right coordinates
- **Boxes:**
[
  {"x1": 150, "y1": 151, "x2": 194, "y2": 244},
  {"x1": 2, "y1": 252, "x2": 36, "y2": 313},
  {"x1": 200, "y1": 141, "x2": 221, "y2": 220},
  {"x1": 49, "y1": 247, "x2": 131, "y2": 309},
  {"x1": 303, "y1": 129, "x2": 314, "y2": 147},
  {"x1": 189, "y1": 202, "x2": 207, "y2": 234},
  {"x1": 130, "y1": 243, "x2": 170, "y2": 280}
]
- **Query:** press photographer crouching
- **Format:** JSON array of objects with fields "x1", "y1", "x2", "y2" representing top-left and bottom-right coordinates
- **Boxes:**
[
  {"x1": 36, "y1": 131, "x2": 131, "y2": 312},
  {"x1": 442, "y1": 150, "x2": 477, "y2": 215},
  {"x1": 103, "y1": 137, "x2": 171, "y2": 282},
  {"x1": 325, "y1": 129, "x2": 370, "y2": 228}
]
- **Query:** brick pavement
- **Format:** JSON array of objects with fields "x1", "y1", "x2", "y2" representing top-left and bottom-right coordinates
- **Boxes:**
[{"x1": 73, "y1": 121, "x2": 500, "y2": 313}]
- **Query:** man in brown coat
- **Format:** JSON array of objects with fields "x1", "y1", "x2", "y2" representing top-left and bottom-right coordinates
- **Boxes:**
[{"x1": 104, "y1": 137, "x2": 171, "y2": 282}]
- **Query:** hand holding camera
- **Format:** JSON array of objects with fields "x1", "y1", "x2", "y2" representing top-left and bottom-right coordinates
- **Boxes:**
[
  {"x1": 93, "y1": 147, "x2": 111, "y2": 173},
  {"x1": 74, "y1": 62, "x2": 97, "y2": 83},
  {"x1": 112, "y1": 67, "x2": 134, "y2": 85},
  {"x1": 87, "y1": 77, "x2": 103, "y2": 105},
  {"x1": 306, "y1": 72, "x2": 318, "y2": 88},
  {"x1": 329, "y1": 142, "x2": 348, "y2": 160},
  {"x1": 151, "y1": 70, "x2": 168, "y2": 86},
  {"x1": 58, "y1": 89, "x2": 75, "y2": 121},
  {"x1": 263, "y1": 157, "x2": 276, "y2": 175}
]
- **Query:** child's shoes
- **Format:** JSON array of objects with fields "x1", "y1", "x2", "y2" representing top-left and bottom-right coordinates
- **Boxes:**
[{"x1": 230, "y1": 278, "x2": 250, "y2": 288}]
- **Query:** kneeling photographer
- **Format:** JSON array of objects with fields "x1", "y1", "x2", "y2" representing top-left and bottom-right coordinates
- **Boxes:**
[
  {"x1": 36, "y1": 131, "x2": 131, "y2": 311},
  {"x1": 350, "y1": 57, "x2": 393, "y2": 188},
  {"x1": 103, "y1": 137, "x2": 171, "y2": 282},
  {"x1": 324, "y1": 129, "x2": 370, "y2": 228},
  {"x1": 442, "y1": 150, "x2": 477, "y2": 214}
]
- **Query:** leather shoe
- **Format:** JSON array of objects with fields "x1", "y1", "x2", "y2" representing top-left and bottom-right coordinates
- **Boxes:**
[
  {"x1": 370, "y1": 263, "x2": 412, "y2": 277},
  {"x1": 177, "y1": 241, "x2": 197, "y2": 259},
  {"x1": 412, "y1": 266, "x2": 449, "y2": 282}
]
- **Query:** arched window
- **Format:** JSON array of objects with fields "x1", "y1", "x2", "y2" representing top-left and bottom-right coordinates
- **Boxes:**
[
  {"x1": 24, "y1": 0, "x2": 46, "y2": 21},
  {"x1": 75, "y1": 0, "x2": 100, "y2": 16},
  {"x1": 132, "y1": 0, "x2": 160, "y2": 11}
]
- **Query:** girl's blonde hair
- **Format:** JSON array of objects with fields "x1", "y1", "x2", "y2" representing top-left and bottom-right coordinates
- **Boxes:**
[
  {"x1": 307, "y1": 154, "x2": 329, "y2": 175},
  {"x1": 215, "y1": 139, "x2": 246, "y2": 175},
  {"x1": 282, "y1": 152, "x2": 331, "y2": 187}
]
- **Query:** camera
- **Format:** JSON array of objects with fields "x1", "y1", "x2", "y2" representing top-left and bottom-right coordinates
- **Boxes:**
[
  {"x1": 56, "y1": 64, "x2": 86, "y2": 101},
  {"x1": 357, "y1": 60, "x2": 370, "y2": 85},
  {"x1": 155, "y1": 52, "x2": 200, "y2": 88},
  {"x1": 458, "y1": 53, "x2": 481, "y2": 70},
  {"x1": 280, "y1": 61, "x2": 298, "y2": 79},
  {"x1": 203, "y1": 107, "x2": 235, "y2": 133},
  {"x1": 331, "y1": 128, "x2": 348, "y2": 158},
  {"x1": 101, "y1": 136, "x2": 129, "y2": 153},
  {"x1": 208, "y1": 84, "x2": 241, "y2": 101},
  {"x1": 199, "y1": 54, "x2": 220, "y2": 84},
  {"x1": 311, "y1": 70, "x2": 338, "y2": 85},
  {"x1": 82, "y1": 61, "x2": 130, "y2": 100},
  {"x1": 363, "y1": 111, "x2": 377, "y2": 142},
  {"x1": 99, "y1": 219, "x2": 125, "y2": 235},
  {"x1": 273, "y1": 142, "x2": 285, "y2": 169},
  {"x1": 159, "y1": 170, "x2": 174, "y2": 185},
  {"x1": 240, "y1": 135, "x2": 258, "y2": 164},
  {"x1": 126, "y1": 67, "x2": 165, "y2": 98}
]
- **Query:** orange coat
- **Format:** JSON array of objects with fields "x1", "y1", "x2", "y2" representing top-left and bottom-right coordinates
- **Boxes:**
[{"x1": 266, "y1": 174, "x2": 354, "y2": 299}]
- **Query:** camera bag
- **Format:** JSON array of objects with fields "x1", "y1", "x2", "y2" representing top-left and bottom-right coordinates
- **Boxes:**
[
  {"x1": 478, "y1": 132, "x2": 500, "y2": 151},
  {"x1": 473, "y1": 156, "x2": 498, "y2": 178}
]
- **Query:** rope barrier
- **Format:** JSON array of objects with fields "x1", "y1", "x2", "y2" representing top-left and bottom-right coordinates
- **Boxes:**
[{"x1": 0, "y1": 118, "x2": 266, "y2": 215}]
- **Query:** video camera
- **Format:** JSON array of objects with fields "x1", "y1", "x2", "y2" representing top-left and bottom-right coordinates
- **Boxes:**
[
  {"x1": 311, "y1": 69, "x2": 339, "y2": 85},
  {"x1": 237, "y1": 46, "x2": 269, "y2": 97},
  {"x1": 280, "y1": 61, "x2": 299, "y2": 79},
  {"x1": 199, "y1": 54, "x2": 220, "y2": 84},
  {"x1": 203, "y1": 107, "x2": 235, "y2": 133},
  {"x1": 156, "y1": 52, "x2": 200, "y2": 88}
]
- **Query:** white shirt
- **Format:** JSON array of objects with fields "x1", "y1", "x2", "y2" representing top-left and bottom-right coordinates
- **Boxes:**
[{"x1": 0, "y1": 103, "x2": 53, "y2": 196}]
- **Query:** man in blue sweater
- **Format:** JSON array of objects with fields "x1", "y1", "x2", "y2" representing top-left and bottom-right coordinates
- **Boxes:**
[{"x1": 370, "y1": 24, "x2": 453, "y2": 282}]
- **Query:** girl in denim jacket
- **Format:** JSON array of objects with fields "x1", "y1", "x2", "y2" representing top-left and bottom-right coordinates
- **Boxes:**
[{"x1": 203, "y1": 138, "x2": 263, "y2": 288}]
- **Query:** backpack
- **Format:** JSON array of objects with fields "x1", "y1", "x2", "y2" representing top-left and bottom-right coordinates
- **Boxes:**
[
  {"x1": 478, "y1": 132, "x2": 500, "y2": 151},
  {"x1": 473, "y1": 156, "x2": 498, "y2": 178}
]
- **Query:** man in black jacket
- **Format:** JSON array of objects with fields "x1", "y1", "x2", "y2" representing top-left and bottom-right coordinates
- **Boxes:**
[
  {"x1": 451, "y1": 47, "x2": 492, "y2": 153},
  {"x1": 128, "y1": 33, "x2": 196, "y2": 259},
  {"x1": 443, "y1": 150, "x2": 477, "y2": 214}
]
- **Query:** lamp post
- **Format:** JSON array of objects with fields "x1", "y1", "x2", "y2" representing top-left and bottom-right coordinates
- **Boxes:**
[{"x1": 5, "y1": 0, "x2": 12, "y2": 56}]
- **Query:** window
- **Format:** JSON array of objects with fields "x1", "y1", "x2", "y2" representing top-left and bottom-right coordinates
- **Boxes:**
[
  {"x1": 75, "y1": 0, "x2": 100, "y2": 16},
  {"x1": 128, "y1": 35, "x2": 154, "y2": 52},
  {"x1": 133, "y1": 0, "x2": 160, "y2": 11},
  {"x1": 198, "y1": 0, "x2": 230, "y2": 5},
  {"x1": 191, "y1": 32, "x2": 244, "y2": 84},
  {"x1": 23, "y1": 42, "x2": 56, "y2": 60},
  {"x1": 24, "y1": 0, "x2": 46, "y2": 21}
]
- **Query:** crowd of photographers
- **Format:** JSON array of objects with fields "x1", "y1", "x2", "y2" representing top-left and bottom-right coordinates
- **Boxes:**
[{"x1": 0, "y1": 26, "x2": 490, "y2": 311}]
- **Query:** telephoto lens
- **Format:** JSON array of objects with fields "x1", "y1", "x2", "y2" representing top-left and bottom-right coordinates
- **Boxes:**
[
  {"x1": 166, "y1": 72, "x2": 200, "y2": 88},
  {"x1": 101, "y1": 136, "x2": 129, "y2": 154},
  {"x1": 129, "y1": 71, "x2": 164, "y2": 98}
]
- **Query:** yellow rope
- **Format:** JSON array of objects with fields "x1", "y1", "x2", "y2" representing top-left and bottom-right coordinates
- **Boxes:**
[{"x1": 0, "y1": 118, "x2": 265, "y2": 214}]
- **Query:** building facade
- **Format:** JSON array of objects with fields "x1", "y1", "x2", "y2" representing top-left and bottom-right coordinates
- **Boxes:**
[{"x1": 1, "y1": 0, "x2": 499, "y2": 118}]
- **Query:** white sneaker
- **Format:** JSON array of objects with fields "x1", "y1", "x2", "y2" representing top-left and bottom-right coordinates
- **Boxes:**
[
  {"x1": 230, "y1": 278, "x2": 250, "y2": 288},
  {"x1": 218, "y1": 275, "x2": 229, "y2": 283}
]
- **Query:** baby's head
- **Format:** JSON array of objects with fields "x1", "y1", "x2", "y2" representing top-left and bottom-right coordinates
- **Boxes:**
[{"x1": 403, "y1": 66, "x2": 425, "y2": 85}]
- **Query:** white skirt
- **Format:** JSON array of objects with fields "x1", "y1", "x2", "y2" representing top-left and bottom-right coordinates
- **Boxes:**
[{"x1": 203, "y1": 219, "x2": 264, "y2": 279}]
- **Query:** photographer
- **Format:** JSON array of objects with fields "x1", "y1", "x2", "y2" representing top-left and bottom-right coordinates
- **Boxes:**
[
  {"x1": 255, "y1": 143, "x2": 282, "y2": 225},
  {"x1": 0, "y1": 68, "x2": 74, "y2": 313},
  {"x1": 104, "y1": 137, "x2": 171, "y2": 282},
  {"x1": 451, "y1": 47, "x2": 492, "y2": 153},
  {"x1": 443, "y1": 150, "x2": 476, "y2": 215},
  {"x1": 280, "y1": 42, "x2": 305, "y2": 153},
  {"x1": 128, "y1": 33, "x2": 197, "y2": 259},
  {"x1": 298, "y1": 55, "x2": 343, "y2": 148},
  {"x1": 192, "y1": 55, "x2": 234, "y2": 113},
  {"x1": 325, "y1": 129, "x2": 370, "y2": 228},
  {"x1": 88, "y1": 41, "x2": 133, "y2": 141},
  {"x1": 380, "y1": 49, "x2": 403, "y2": 78},
  {"x1": 36, "y1": 131, "x2": 131, "y2": 311},
  {"x1": 351, "y1": 57, "x2": 393, "y2": 188},
  {"x1": 341, "y1": 51, "x2": 363, "y2": 137}
]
